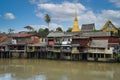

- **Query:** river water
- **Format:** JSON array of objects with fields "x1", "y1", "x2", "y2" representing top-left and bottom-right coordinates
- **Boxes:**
[{"x1": 0, "y1": 59, "x2": 120, "y2": 80}]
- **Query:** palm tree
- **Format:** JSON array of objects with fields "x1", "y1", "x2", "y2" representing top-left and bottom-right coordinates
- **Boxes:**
[{"x1": 44, "y1": 14, "x2": 51, "y2": 31}]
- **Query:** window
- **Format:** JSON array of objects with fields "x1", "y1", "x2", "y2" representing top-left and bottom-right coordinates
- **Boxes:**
[
  {"x1": 101, "y1": 54, "x2": 104, "y2": 58},
  {"x1": 106, "y1": 54, "x2": 111, "y2": 58},
  {"x1": 98, "y1": 54, "x2": 100, "y2": 58},
  {"x1": 41, "y1": 38, "x2": 43, "y2": 42},
  {"x1": 89, "y1": 54, "x2": 93, "y2": 57}
]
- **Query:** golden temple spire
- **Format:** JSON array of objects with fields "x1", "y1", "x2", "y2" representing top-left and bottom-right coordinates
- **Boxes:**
[{"x1": 72, "y1": 3, "x2": 80, "y2": 32}]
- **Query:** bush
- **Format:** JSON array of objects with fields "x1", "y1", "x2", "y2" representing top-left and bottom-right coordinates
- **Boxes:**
[{"x1": 116, "y1": 54, "x2": 120, "y2": 62}]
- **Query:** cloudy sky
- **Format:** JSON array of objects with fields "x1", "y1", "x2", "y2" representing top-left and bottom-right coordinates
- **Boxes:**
[{"x1": 0, "y1": 0, "x2": 120, "y2": 32}]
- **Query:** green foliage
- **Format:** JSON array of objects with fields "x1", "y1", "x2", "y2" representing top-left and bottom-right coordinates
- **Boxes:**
[
  {"x1": 38, "y1": 28, "x2": 49, "y2": 33},
  {"x1": 56, "y1": 27, "x2": 63, "y2": 32},
  {"x1": 116, "y1": 54, "x2": 120, "y2": 62},
  {"x1": 93, "y1": 29, "x2": 100, "y2": 32},
  {"x1": 44, "y1": 14, "x2": 51, "y2": 30},
  {"x1": 44, "y1": 28, "x2": 49, "y2": 33},
  {"x1": 24, "y1": 26, "x2": 34, "y2": 32},
  {"x1": 66, "y1": 27, "x2": 72, "y2": 32}
]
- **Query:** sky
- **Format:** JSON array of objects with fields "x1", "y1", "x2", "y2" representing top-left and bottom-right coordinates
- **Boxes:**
[{"x1": 0, "y1": 0, "x2": 120, "y2": 33}]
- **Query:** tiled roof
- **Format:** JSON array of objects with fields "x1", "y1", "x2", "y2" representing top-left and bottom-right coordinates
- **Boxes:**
[
  {"x1": 13, "y1": 33, "x2": 33, "y2": 38},
  {"x1": 81, "y1": 23, "x2": 95, "y2": 32},
  {"x1": 0, "y1": 35, "x2": 8, "y2": 42},
  {"x1": 0, "y1": 38, "x2": 12, "y2": 46},
  {"x1": 90, "y1": 40, "x2": 108, "y2": 48}
]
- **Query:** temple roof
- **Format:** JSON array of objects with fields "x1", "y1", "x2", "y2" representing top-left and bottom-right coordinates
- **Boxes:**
[
  {"x1": 81, "y1": 23, "x2": 95, "y2": 32},
  {"x1": 100, "y1": 20, "x2": 119, "y2": 31}
]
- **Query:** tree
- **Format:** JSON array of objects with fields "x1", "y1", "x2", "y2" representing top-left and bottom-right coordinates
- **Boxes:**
[
  {"x1": 38, "y1": 28, "x2": 44, "y2": 33},
  {"x1": 66, "y1": 27, "x2": 72, "y2": 32},
  {"x1": 56, "y1": 27, "x2": 63, "y2": 32},
  {"x1": 44, "y1": 28, "x2": 49, "y2": 33},
  {"x1": 38, "y1": 28, "x2": 49, "y2": 33},
  {"x1": 116, "y1": 54, "x2": 120, "y2": 62},
  {"x1": 44, "y1": 14, "x2": 51, "y2": 31},
  {"x1": 8, "y1": 28, "x2": 14, "y2": 34},
  {"x1": 24, "y1": 26, "x2": 34, "y2": 32}
]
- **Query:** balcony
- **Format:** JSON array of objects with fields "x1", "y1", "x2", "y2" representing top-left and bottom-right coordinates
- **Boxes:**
[
  {"x1": 88, "y1": 49, "x2": 113, "y2": 54},
  {"x1": 61, "y1": 49, "x2": 71, "y2": 53},
  {"x1": 88, "y1": 49, "x2": 105, "y2": 53},
  {"x1": 9, "y1": 49, "x2": 25, "y2": 52},
  {"x1": 53, "y1": 49, "x2": 61, "y2": 53}
]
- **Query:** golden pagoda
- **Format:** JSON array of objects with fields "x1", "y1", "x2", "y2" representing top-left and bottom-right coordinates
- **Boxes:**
[{"x1": 72, "y1": 11, "x2": 80, "y2": 32}]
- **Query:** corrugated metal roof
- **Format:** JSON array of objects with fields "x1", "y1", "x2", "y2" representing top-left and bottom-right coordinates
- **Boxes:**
[
  {"x1": 90, "y1": 40, "x2": 108, "y2": 48},
  {"x1": 81, "y1": 32, "x2": 111, "y2": 37},
  {"x1": 47, "y1": 32, "x2": 64, "y2": 37},
  {"x1": 47, "y1": 32, "x2": 80, "y2": 37}
]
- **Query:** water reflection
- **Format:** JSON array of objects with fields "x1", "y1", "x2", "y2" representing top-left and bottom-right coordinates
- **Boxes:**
[{"x1": 0, "y1": 59, "x2": 120, "y2": 80}]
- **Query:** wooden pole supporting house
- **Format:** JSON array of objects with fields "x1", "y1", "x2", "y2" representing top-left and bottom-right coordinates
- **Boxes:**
[{"x1": 0, "y1": 51, "x2": 1, "y2": 58}]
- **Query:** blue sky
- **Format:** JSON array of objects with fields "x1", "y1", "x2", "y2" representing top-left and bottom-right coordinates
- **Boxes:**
[{"x1": 0, "y1": 0, "x2": 120, "y2": 33}]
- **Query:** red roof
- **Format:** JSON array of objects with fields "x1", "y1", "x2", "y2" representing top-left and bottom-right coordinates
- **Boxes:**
[
  {"x1": 13, "y1": 34, "x2": 33, "y2": 38},
  {"x1": 0, "y1": 35, "x2": 8, "y2": 42}
]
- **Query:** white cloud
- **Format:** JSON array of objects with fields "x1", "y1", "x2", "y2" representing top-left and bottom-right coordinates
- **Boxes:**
[
  {"x1": 31, "y1": 1, "x2": 120, "y2": 30},
  {"x1": 97, "y1": 10, "x2": 120, "y2": 27},
  {"x1": 36, "y1": 12, "x2": 44, "y2": 18},
  {"x1": 109, "y1": 0, "x2": 120, "y2": 8},
  {"x1": 4, "y1": 13, "x2": 15, "y2": 20},
  {"x1": 37, "y1": 2, "x2": 86, "y2": 22}
]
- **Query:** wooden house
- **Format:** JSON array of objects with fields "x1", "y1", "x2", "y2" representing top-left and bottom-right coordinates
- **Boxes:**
[
  {"x1": 88, "y1": 37, "x2": 119, "y2": 61},
  {"x1": 8, "y1": 33, "x2": 34, "y2": 58},
  {"x1": 0, "y1": 34, "x2": 12, "y2": 58}
]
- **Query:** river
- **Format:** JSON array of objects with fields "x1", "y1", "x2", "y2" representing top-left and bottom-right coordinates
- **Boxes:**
[{"x1": 0, "y1": 59, "x2": 119, "y2": 80}]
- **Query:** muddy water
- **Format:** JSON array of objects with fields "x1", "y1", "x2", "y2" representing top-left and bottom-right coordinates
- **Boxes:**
[{"x1": 0, "y1": 59, "x2": 120, "y2": 80}]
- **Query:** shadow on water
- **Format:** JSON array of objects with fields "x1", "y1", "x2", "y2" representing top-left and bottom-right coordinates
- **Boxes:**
[{"x1": 0, "y1": 59, "x2": 120, "y2": 80}]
